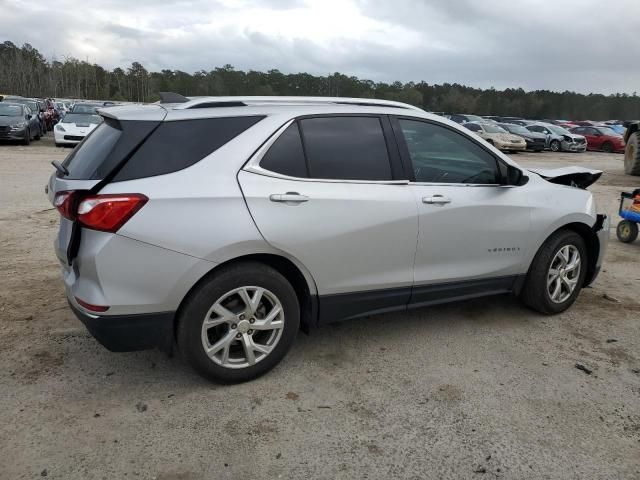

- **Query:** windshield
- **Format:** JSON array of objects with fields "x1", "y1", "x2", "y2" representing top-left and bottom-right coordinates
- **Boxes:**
[
  {"x1": 546, "y1": 125, "x2": 569, "y2": 135},
  {"x1": 27, "y1": 102, "x2": 38, "y2": 112},
  {"x1": 0, "y1": 104, "x2": 23, "y2": 116},
  {"x1": 465, "y1": 115, "x2": 484, "y2": 123},
  {"x1": 62, "y1": 113, "x2": 102, "y2": 124},
  {"x1": 501, "y1": 124, "x2": 529, "y2": 134},
  {"x1": 72, "y1": 104, "x2": 100, "y2": 113},
  {"x1": 483, "y1": 124, "x2": 507, "y2": 133},
  {"x1": 596, "y1": 127, "x2": 618, "y2": 136}
]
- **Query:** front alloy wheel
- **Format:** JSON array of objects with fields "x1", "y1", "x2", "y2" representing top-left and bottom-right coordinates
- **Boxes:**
[
  {"x1": 520, "y1": 230, "x2": 587, "y2": 314},
  {"x1": 547, "y1": 245, "x2": 581, "y2": 303},
  {"x1": 201, "y1": 286, "x2": 284, "y2": 369}
]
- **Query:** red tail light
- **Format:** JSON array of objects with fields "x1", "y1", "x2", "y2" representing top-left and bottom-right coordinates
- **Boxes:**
[
  {"x1": 54, "y1": 190, "x2": 80, "y2": 220},
  {"x1": 76, "y1": 194, "x2": 148, "y2": 233}
]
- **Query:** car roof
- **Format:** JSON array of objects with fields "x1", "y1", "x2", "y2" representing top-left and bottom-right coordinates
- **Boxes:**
[{"x1": 99, "y1": 100, "x2": 437, "y2": 123}]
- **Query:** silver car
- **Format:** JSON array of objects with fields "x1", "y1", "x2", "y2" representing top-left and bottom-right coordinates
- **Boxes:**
[
  {"x1": 48, "y1": 95, "x2": 609, "y2": 383},
  {"x1": 527, "y1": 123, "x2": 587, "y2": 152}
]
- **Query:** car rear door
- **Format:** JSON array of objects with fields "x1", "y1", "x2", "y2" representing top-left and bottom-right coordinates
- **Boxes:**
[
  {"x1": 238, "y1": 115, "x2": 418, "y2": 322},
  {"x1": 390, "y1": 116, "x2": 532, "y2": 306}
]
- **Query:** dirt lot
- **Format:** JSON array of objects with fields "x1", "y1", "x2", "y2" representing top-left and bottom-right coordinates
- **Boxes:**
[{"x1": 1, "y1": 135, "x2": 639, "y2": 479}]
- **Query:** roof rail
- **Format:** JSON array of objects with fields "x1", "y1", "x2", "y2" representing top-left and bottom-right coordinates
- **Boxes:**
[{"x1": 169, "y1": 95, "x2": 423, "y2": 111}]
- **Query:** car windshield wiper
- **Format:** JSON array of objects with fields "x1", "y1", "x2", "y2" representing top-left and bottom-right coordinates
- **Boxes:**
[{"x1": 51, "y1": 160, "x2": 69, "y2": 176}]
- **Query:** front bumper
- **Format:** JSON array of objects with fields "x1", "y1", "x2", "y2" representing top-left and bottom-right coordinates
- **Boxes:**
[
  {"x1": 0, "y1": 128, "x2": 27, "y2": 140},
  {"x1": 496, "y1": 141, "x2": 526, "y2": 151},
  {"x1": 69, "y1": 299, "x2": 174, "y2": 352},
  {"x1": 54, "y1": 130, "x2": 83, "y2": 145},
  {"x1": 561, "y1": 141, "x2": 587, "y2": 152}
]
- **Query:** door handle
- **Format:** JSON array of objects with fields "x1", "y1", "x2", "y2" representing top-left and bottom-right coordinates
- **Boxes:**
[
  {"x1": 269, "y1": 192, "x2": 309, "y2": 203},
  {"x1": 422, "y1": 195, "x2": 451, "y2": 205}
]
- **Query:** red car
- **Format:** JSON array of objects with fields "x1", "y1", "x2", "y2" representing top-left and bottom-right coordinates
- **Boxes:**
[{"x1": 569, "y1": 126, "x2": 625, "y2": 153}]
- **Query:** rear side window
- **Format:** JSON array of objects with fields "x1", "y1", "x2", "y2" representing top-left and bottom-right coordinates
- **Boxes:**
[
  {"x1": 114, "y1": 116, "x2": 264, "y2": 181},
  {"x1": 298, "y1": 116, "x2": 392, "y2": 181},
  {"x1": 260, "y1": 123, "x2": 308, "y2": 178}
]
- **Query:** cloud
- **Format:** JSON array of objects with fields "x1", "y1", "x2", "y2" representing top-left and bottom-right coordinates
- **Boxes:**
[{"x1": 1, "y1": 0, "x2": 638, "y2": 93}]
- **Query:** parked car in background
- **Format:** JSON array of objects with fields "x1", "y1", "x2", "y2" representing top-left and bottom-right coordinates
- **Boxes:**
[
  {"x1": 498, "y1": 123, "x2": 546, "y2": 151},
  {"x1": 446, "y1": 113, "x2": 486, "y2": 124},
  {"x1": 604, "y1": 124, "x2": 626, "y2": 135},
  {"x1": 570, "y1": 126, "x2": 625, "y2": 153},
  {"x1": 464, "y1": 122, "x2": 527, "y2": 151},
  {"x1": 4, "y1": 97, "x2": 46, "y2": 137},
  {"x1": 55, "y1": 101, "x2": 70, "y2": 117},
  {"x1": 47, "y1": 95, "x2": 609, "y2": 383},
  {"x1": 71, "y1": 102, "x2": 103, "y2": 114},
  {"x1": 527, "y1": 123, "x2": 587, "y2": 152},
  {"x1": 54, "y1": 112, "x2": 103, "y2": 147},
  {"x1": 0, "y1": 103, "x2": 39, "y2": 144}
]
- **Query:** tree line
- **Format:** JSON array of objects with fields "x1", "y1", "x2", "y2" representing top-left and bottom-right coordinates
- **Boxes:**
[{"x1": 1, "y1": 40, "x2": 639, "y2": 120}]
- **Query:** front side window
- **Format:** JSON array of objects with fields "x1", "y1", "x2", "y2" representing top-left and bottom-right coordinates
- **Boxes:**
[
  {"x1": 398, "y1": 119, "x2": 500, "y2": 184},
  {"x1": 298, "y1": 116, "x2": 392, "y2": 181}
]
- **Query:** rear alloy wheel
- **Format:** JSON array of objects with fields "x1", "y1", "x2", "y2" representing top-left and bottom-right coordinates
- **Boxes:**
[
  {"x1": 521, "y1": 230, "x2": 587, "y2": 314},
  {"x1": 602, "y1": 141, "x2": 613, "y2": 153},
  {"x1": 550, "y1": 139, "x2": 561, "y2": 152},
  {"x1": 178, "y1": 262, "x2": 299, "y2": 383},
  {"x1": 624, "y1": 131, "x2": 640, "y2": 176},
  {"x1": 616, "y1": 220, "x2": 638, "y2": 243}
]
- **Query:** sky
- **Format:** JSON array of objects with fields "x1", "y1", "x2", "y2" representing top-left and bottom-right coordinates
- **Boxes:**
[{"x1": 2, "y1": 0, "x2": 638, "y2": 94}]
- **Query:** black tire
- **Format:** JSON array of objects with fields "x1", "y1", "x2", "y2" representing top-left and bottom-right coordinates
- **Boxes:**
[
  {"x1": 520, "y1": 230, "x2": 587, "y2": 315},
  {"x1": 602, "y1": 141, "x2": 613, "y2": 153},
  {"x1": 177, "y1": 261, "x2": 300, "y2": 383},
  {"x1": 624, "y1": 131, "x2": 640, "y2": 176},
  {"x1": 22, "y1": 129, "x2": 30, "y2": 145},
  {"x1": 550, "y1": 139, "x2": 561, "y2": 152},
  {"x1": 616, "y1": 220, "x2": 638, "y2": 243},
  {"x1": 34, "y1": 126, "x2": 41, "y2": 140}
]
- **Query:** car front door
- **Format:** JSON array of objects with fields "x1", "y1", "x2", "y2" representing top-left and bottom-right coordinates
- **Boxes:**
[
  {"x1": 391, "y1": 116, "x2": 532, "y2": 306},
  {"x1": 239, "y1": 115, "x2": 418, "y2": 323}
]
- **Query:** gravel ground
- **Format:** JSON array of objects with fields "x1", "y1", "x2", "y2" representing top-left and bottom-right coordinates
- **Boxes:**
[{"x1": 1, "y1": 135, "x2": 639, "y2": 479}]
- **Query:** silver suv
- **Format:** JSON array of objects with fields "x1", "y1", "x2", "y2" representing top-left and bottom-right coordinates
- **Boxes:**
[{"x1": 48, "y1": 95, "x2": 609, "y2": 383}]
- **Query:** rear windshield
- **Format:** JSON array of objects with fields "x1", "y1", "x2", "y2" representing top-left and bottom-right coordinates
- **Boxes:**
[
  {"x1": 62, "y1": 113, "x2": 102, "y2": 124},
  {"x1": 60, "y1": 115, "x2": 264, "y2": 181},
  {"x1": 62, "y1": 121, "x2": 123, "y2": 179}
]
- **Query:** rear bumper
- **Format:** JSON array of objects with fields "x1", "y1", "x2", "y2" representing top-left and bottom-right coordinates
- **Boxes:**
[{"x1": 69, "y1": 299, "x2": 174, "y2": 352}]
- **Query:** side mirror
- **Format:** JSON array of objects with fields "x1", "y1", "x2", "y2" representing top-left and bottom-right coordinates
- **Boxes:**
[
  {"x1": 26, "y1": 114, "x2": 30, "y2": 120},
  {"x1": 505, "y1": 165, "x2": 528, "y2": 186}
]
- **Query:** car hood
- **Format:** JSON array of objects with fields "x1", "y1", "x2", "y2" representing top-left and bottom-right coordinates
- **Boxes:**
[
  {"x1": 527, "y1": 166, "x2": 602, "y2": 189},
  {"x1": 0, "y1": 116, "x2": 24, "y2": 126},
  {"x1": 60, "y1": 122, "x2": 99, "y2": 133}
]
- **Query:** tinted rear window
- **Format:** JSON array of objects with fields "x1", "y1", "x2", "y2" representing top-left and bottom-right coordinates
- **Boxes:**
[
  {"x1": 62, "y1": 121, "x2": 122, "y2": 179},
  {"x1": 260, "y1": 123, "x2": 308, "y2": 178},
  {"x1": 113, "y1": 116, "x2": 264, "y2": 181},
  {"x1": 299, "y1": 116, "x2": 392, "y2": 181}
]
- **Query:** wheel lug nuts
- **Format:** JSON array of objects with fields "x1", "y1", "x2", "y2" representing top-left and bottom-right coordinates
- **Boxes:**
[
  {"x1": 236, "y1": 333, "x2": 241, "y2": 339},
  {"x1": 239, "y1": 315, "x2": 245, "y2": 320},
  {"x1": 231, "y1": 324, "x2": 237, "y2": 329},
  {"x1": 250, "y1": 318, "x2": 255, "y2": 324},
  {"x1": 248, "y1": 330, "x2": 253, "y2": 335}
]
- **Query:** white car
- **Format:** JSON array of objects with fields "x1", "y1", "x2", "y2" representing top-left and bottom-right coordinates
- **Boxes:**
[{"x1": 54, "y1": 113, "x2": 102, "y2": 147}]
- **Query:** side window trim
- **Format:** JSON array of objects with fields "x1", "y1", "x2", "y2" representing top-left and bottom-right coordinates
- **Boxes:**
[
  {"x1": 246, "y1": 114, "x2": 409, "y2": 185},
  {"x1": 389, "y1": 115, "x2": 507, "y2": 186}
]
